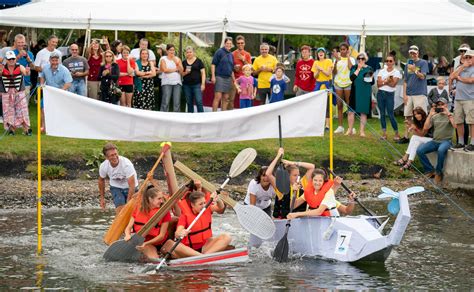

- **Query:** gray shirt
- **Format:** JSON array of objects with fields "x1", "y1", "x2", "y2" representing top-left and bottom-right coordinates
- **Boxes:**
[
  {"x1": 456, "y1": 66, "x2": 474, "y2": 101},
  {"x1": 63, "y1": 56, "x2": 89, "y2": 81},
  {"x1": 404, "y1": 59, "x2": 429, "y2": 96}
]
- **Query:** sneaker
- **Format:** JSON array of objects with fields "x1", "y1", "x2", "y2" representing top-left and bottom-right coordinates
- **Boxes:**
[
  {"x1": 397, "y1": 137, "x2": 409, "y2": 144},
  {"x1": 464, "y1": 144, "x2": 474, "y2": 152},
  {"x1": 450, "y1": 143, "x2": 465, "y2": 151},
  {"x1": 352, "y1": 128, "x2": 357, "y2": 135},
  {"x1": 334, "y1": 126, "x2": 344, "y2": 134},
  {"x1": 23, "y1": 129, "x2": 32, "y2": 136},
  {"x1": 7, "y1": 129, "x2": 15, "y2": 136}
]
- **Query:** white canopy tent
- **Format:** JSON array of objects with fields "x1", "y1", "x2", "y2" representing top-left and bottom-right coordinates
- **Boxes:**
[{"x1": 1, "y1": 0, "x2": 472, "y2": 35}]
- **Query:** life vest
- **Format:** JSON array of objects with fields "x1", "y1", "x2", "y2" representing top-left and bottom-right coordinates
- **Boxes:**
[
  {"x1": 178, "y1": 192, "x2": 213, "y2": 249},
  {"x1": 0, "y1": 64, "x2": 25, "y2": 93},
  {"x1": 304, "y1": 179, "x2": 334, "y2": 217},
  {"x1": 132, "y1": 207, "x2": 168, "y2": 244}
]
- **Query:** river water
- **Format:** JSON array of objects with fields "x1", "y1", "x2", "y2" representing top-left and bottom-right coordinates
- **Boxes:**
[{"x1": 1, "y1": 194, "x2": 473, "y2": 290}]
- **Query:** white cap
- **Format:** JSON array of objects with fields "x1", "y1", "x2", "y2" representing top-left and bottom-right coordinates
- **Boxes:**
[
  {"x1": 408, "y1": 45, "x2": 419, "y2": 54},
  {"x1": 458, "y1": 44, "x2": 470, "y2": 51},
  {"x1": 5, "y1": 50, "x2": 16, "y2": 60},
  {"x1": 465, "y1": 49, "x2": 474, "y2": 57}
]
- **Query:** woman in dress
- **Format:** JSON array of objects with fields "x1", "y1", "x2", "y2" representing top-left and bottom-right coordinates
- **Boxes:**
[
  {"x1": 86, "y1": 39, "x2": 103, "y2": 99},
  {"x1": 98, "y1": 50, "x2": 120, "y2": 104},
  {"x1": 133, "y1": 48, "x2": 156, "y2": 110}
]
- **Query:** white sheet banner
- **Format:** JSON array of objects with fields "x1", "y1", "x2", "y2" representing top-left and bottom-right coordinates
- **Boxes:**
[{"x1": 43, "y1": 86, "x2": 327, "y2": 142}]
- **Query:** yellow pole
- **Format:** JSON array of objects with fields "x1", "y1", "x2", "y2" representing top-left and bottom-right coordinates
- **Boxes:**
[{"x1": 37, "y1": 87, "x2": 42, "y2": 255}]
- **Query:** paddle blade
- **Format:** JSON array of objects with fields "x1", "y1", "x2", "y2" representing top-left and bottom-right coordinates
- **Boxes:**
[
  {"x1": 103, "y1": 195, "x2": 142, "y2": 245},
  {"x1": 229, "y1": 148, "x2": 257, "y2": 178},
  {"x1": 233, "y1": 203, "x2": 276, "y2": 239},
  {"x1": 388, "y1": 198, "x2": 400, "y2": 215},
  {"x1": 378, "y1": 193, "x2": 398, "y2": 199},
  {"x1": 276, "y1": 164, "x2": 290, "y2": 195},
  {"x1": 381, "y1": 187, "x2": 398, "y2": 197},
  {"x1": 403, "y1": 186, "x2": 425, "y2": 195},
  {"x1": 103, "y1": 235, "x2": 144, "y2": 262},
  {"x1": 273, "y1": 234, "x2": 289, "y2": 263}
]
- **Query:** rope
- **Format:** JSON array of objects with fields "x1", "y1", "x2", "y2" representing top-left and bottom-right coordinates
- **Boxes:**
[{"x1": 329, "y1": 89, "x2": 474, "y2": 221}]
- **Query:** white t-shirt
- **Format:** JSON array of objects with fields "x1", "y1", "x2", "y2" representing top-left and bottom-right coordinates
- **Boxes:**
[
  {"x1": 34, "y1": 48, "x2": 63, "y2": 69},
  {"x1": 321, "y1": 189, "x2": 340, "y2": 217},
  {"x1": 244, "y1": 179, "x2": 275, "y2": 209},
  {"x1": 130, "y1": 48, "x2": 156, "y2": 62},
  {"x1": 99, "y1": 156, "x2": 138, "y2": 189},
  {"x1": 378, "y1": 67, "x2": 402, "y2": 92}
]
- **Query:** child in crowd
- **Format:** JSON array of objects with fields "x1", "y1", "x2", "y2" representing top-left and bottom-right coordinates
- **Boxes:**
[
  {"x1": 234, "y1": 64, "x2": 256, "y2": 109},
  {"x1": 427, "y1": 76, "x2": 449, "y2": 108},
  {"x1": 269, "y1": 66, "x2": 287, "y2": 103},
  {"x1": 312, "y1": 47, "x2": 333, "y2": 91}
]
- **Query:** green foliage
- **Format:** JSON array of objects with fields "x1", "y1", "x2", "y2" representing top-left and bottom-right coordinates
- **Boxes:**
[
  {"x1": 349, "y1": 162, "x2": 361, "y2": 173},
  {"x1": 85, "y1": 150, "x2": 104, "y2": 172},
  {"x1": 26, "y1": 162, "x2": 67, "y2": 180}
]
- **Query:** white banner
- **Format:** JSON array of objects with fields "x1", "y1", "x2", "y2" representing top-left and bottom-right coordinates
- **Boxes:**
[{"x1": 43, "y1": 86, "x2": 327, "y2": 142}]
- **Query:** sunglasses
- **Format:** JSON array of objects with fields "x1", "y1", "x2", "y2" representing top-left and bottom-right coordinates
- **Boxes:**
[
  {"x1": 465, "y1": 56, "x2": 472, "y2": 59},
  {"x1": 237, "y1": 42, "x2": 244, "y2": 45},
  {"x1": 357, "y1": 57, "x2": 365, "y2": 60},
  {"x1": 459, "y1": 50, "x2": 467, "y2": 53},
  {"x1": 385, "y1": 59, "x2": 394, "y2": 63},
  {"x1": 105, "y1": 55, "x2": 113, "y2": 58}
]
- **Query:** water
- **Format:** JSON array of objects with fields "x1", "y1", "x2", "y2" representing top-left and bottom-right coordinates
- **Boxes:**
[{"x1": 1, "y1": 196, "x2": 473, "y2": 290}]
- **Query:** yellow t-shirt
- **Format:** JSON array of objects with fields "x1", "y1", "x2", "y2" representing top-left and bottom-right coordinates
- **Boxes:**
[
  {"x1": 311, "y1": 59, "x2": 333, "y2": 82},
  {"x1": 252, "y1": 55, "x2": 278, "y2": 89}
]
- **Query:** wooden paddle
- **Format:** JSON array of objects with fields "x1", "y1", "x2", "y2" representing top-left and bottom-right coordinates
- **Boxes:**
[
  {"x1": 152, "y1": 148, "x2": 259, "y2": 272},
  {"x1": 273, "y1": 181, "x2": 298, "y2": 263},
  {"x1": 103, "y1": 180, "x2": 190, "y2": 262},
  {"x1": 103, "y1": 142, "x2": 171, "y2": 245},
  {"x1": 327, "y1": 168, "x2": 382, "y2": 226},
  {"x1": 174, "y1": 159, "x2": 276, "y2": 240},
  {"x1": 276, "y1": 115, "x2": 290, "y2": 195}
]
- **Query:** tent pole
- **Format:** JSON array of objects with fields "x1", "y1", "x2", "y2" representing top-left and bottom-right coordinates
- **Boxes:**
[
  {"x1": 282, "y1": 34, "x2": 285, "y2": 62},
  {"x1": 115, "y1": 30, "x2": 118, "y2": 41},
  {"x1": 360, "y1": 20, "x2": 366, "y2": 53},
  {"x1": 179, "y1": 32, "x2": 183, "y2": 60}
]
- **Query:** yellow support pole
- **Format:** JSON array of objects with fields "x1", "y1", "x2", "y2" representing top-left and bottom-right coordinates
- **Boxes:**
[
  {"x1": 329, "y1": 89, "x2": 334, "y2": 179},
  {"x1": 37, "y1": 87, "x2": 42, "y2": 255}
]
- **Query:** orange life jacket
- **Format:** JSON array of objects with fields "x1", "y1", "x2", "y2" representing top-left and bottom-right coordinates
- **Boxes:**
[
  {"x1": 132, "y1": 207, "x2": 168, "y2": 243},
  {"x1": 178, "y1": 192, "x2": 213, "y2": 249},
  {"x1": 304, "y1": 179, "x2": 334, "y2": 217}
]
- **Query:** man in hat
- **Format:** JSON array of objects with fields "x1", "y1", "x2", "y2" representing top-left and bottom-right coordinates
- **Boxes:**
[
  {"x1": 416, "y1": 97, "x2": 456, "y2": 184},
  {"x1": 399, "y1": 45, "x2": 429, "y2": 144}
]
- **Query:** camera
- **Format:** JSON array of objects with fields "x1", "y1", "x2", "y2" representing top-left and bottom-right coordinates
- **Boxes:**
[{"x1": 435, "y1": 107, "x2": 443, "y2": 113}]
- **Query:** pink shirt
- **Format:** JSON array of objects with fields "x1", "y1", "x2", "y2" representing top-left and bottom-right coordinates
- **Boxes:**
[{"x1": 236, "y1": 76, "x2": 254, "y2": 100}]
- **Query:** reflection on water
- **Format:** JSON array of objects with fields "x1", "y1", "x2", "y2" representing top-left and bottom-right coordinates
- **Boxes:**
[{"x1": 0, "y1": 196, "x2": 473, "y2": 290}]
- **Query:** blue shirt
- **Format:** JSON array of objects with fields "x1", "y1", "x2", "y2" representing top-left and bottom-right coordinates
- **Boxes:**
[
  {"x1": 404, "y1": 59, "x2": 429, "y2": 96},
  {"x1": 41, "y1": 64, "x2": 72, "y2": 89},
  {"x1": 212, "y1": 47, "x2": 234, "y2": 78},
  {"x1": 270, "y1": 78, "x2": 287, "y2": 103},
  {"x1": 13, "y1": 49, "x2": 34, "y2": 86}
]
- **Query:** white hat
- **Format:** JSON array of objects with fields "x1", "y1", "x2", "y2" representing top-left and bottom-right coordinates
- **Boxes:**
[
  {"x1": 465, "y1": 49, "x2": 474, "y2": 57},
  {"x1": 5, "y1": 50, "x2": 16, "y2": 60},
  {"x1": 458, "y1": 44, "x2": 470, "y2": 51},
  {"x1": 408, "y1": 45, "x2": 419, "y2": 54}
]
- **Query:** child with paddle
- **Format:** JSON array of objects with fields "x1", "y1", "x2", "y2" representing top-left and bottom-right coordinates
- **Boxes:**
[
  {"x1": 286, "y1": 169, "x2": 357, "y2": 219},
  {"x1": 124, "y1": 185, "x2": 171, "y2": 259}
]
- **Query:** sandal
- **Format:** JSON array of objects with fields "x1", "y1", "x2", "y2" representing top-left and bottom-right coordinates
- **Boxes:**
[
  {"x1": 393, "y1": 158, "x2": 407, "y2": 166},
  {"x1": 400, "y1": 161, "x2": 412, "y2": 171}
]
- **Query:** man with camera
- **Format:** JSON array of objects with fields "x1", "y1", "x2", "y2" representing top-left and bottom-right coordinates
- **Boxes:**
[{"x1": 416, "y1": 98, "x2": 455, "y2": 184}]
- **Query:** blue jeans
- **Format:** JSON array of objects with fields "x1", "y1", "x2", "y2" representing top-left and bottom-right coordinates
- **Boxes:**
[
  {"x1": 240, "y1": 99, "x2": 252, "y2": 109},
  {"x1": 416, "y1": 139, "x2": 452, "y2": 174},
  {"x1": 183, "y1": 83, "x2": 203, "y2": 113},
  {"x1": 161, "y1": 84, "x2": 182, "y2": 112},
  {"x1": 377, "y1": 90, "x2": 398, "y2": 132},
  {"x1": 69, "y1": 79, "x2": 87, "y2": 96}
]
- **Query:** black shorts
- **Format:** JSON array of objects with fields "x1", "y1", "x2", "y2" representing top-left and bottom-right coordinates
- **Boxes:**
[
  {"x1": 120, "y1": 84, "x2": 134, "y2": 93},
  {"x1": 256, "y1": 88, "x2": 271, "y2": 102}
]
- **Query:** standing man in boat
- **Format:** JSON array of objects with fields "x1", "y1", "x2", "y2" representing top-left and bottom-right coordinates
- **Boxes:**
[{"x1": 98, "y1": 142, "x2": 138, "y2": 214}]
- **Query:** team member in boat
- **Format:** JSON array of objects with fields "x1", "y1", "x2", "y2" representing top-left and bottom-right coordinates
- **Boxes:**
[
  {"x1": 123, "y1": 185, "x2": 171, "y2": 259},
  {"x1": 244, "y1": 166, "x2": 277, "y2": 216},
  {"x1": 286, "y1": 168, "x2": 357, "y2": 219},
  {"x1": 266, "y1": 147, "x2": 315, "y2": 219},
  {"x1": 161, "y1": 190, "x2": 231, "y2": 258}
]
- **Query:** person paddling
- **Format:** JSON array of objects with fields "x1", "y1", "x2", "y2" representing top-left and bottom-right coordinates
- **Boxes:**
[
  {"x1": 123, "y1": 185, "x2": 171, "y2": 259},
  {"x1": 287, "y1": 169, "x2": 356, "y2": 219},
  {"x1": 161, "y1": 191, "x2": 231, "y2": 258}
]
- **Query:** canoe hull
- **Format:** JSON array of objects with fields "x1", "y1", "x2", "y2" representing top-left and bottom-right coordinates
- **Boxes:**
[{"x1": 167, "y1": 247, "x2": 249, "y2": 267}]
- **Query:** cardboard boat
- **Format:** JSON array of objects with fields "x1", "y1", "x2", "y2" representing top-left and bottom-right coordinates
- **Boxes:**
[{"x1": 167, "y1": 247, "x2": 249, "y2": 267}]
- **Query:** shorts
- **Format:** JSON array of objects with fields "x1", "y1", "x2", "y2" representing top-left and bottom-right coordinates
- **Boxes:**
[
  {"x1": 333, "y1": 84, "x2": 351, "y2": 91},
  {"x1": 110, "y1": 186, "x2": 130, "y2": 207},
  {"x1": 256, "y1": 88, "x2": 271, "y2": 102},
  {"x1": 404, "y1": 95, "x2": 428, "y2": 117},
  {"x1": 120, "y1": 84, "x2": 134, "y2": 93},
  {"x1": 215, "y1": 76, "x2": 232, "y2": 93},
  {"x1": 454, "y1": 100, "x2": 474, "y2": 124}
]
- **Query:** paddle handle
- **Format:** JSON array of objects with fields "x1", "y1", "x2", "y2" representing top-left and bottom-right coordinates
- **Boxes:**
[
  {"x1": 278, "y1": 115, "x2": 282, "y2": 147},
  {"x1": 137, "y1": 143, "x2": 171, "y2": 195}
]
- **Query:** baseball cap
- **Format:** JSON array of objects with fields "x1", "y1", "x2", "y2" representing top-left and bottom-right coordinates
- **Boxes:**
[
  {"x1": 437, "y1": 97, "x2": 448, "y2": 104},
  {"x1": 464, "y1": 49, "x2": 474, "y2": 57},
  {"x1": 316, "y1": 47, "x2": 326, "y2": 53},
  {"x1": 5, "y1": 50, "x2": 16, "y2": 60},
  {"x1": 458, "y1": 44, "x2": 470, "y2": 52},
  {"x1": 408, "y1": 45, "x2": 419, "y2": 54},
  {"x1": 49, "y1": 52, "x2": 60, "y2": 59},
  {"x1": 155, "y1": 44, "x2": 167, "y2": 51}
]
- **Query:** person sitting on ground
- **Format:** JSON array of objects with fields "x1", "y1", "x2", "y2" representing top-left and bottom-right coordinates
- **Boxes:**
[
  {"x1": 244, "y1": 166, "x2": 277, "y2": 217},
  {"x1": 427, "y1": 77, "x2": 449, "y2": 108},
  {"x1": 287, "y1": 168, "x2": 356, "y2": 219},
  {"x1": 161, "y1": 190, "x2": 230, "y2": 258},
  {"x1": 266, "y1": 147, "x2": 315, "y2": 219},
  {"x1": 416, "y1": 98, "x2": 455, "y2": 184},
  {"x1": 124, "y1": 185, "x2": 171, "y2": 259},
  {"x1": 394, "y1": 107, "x2": 432, "y2": 171},
  {"x1": 98, "y1": 143, "x2": 138, "y2": 214},
  {"x1": 234, "y1": 64, "x2": 256, "y2": 109}
]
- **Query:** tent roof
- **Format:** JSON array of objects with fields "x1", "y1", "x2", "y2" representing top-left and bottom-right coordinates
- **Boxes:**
[{"x1": 1, "y1": 0, "x2": 473, "y2": 35}]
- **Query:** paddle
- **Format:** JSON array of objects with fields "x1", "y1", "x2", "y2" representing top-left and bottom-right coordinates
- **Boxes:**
[
  {"x1": 103, "y1": 181, "x2": 190, "y2": 262},
  {"x1": 153, "y1": 148, "x2": 259, "y2": 272},
  {"x1": 327, "y1": 168, "x2": 382, "y2": 226},
  {"x1": 103, "y1": 142, "x2": 171, "y2": 245},
  {"x1": 273, "y1": 185, "x2": 298, "y2": 263},
  {"x1": 175, "y1": 159, "x2": 276, "y2": 240},
  {"x1": 276, "y1": 116, "x2": 290, "y2": 195}
]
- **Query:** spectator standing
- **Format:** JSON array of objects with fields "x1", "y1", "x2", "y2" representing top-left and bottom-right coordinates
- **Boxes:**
[
  {"x1": 234, "y1": 64, "x2": 256, "y2": 109},
  {"x1": 293, "y1": 45, "x2": 315, "y2": 96},
  {"x1": 312, "y1": 47, "x2": 333, "y2": 91},
  {"x1": 400, "y1": 45, "x2": 429, "y2": 144},
  {"x1": 34, "y1": 35, "x2": 62, "y2": 72},
  {"x1": 253, "y1": 43, "x2": 278, "y2": 105},
  {"x1": 333, "y1": 42, "x2": 355, "y2": 134},
  {"x1": 110, "y1": 40, "x2": 123, "y2": 60},
  {"x1": 63, "y1": 43, "x2": 89, "y2": 96},
  {"x1": 376, "y1": 54, "x2": 401, "y2": 140},
  {"x1": 269, "y1": 67, "x2": 287, "y2": 103},
  {"x1": 434, "y1": 56, "x2": 450, "y2": 76},
  {"x1": 211, "y1": 37, "x2": 234, "y2": 111},
  {"x1": 86, "y1": 39, "x2": 103, "y2": 99},
  {"x1": 133, "y1": 48, "x2": 156, "y2": 110},
  {"x1": 427, "y1": 77, "x2": 448, "y2": 108},
  {"x1": 130, "y1": 38, "x2": 156, "y2": 65},
  {"x1": 160, "y1": 44, "x2": 183, "y2": 112},
  {"x1": 98, "y1": 50, "x2": 120, "y2": 104},
  {"x1": 229, "y1": 35, "x2": 251, "y2": 110},
  {"x1": 116, "y1": 46, "x2": 136, "y2": 107},
  {"x1": 182, "y1": 46, "x2": 205, "y2": 113},
  {"x1": 9, "y1": 34, "x2": 35, "y2": 100}
]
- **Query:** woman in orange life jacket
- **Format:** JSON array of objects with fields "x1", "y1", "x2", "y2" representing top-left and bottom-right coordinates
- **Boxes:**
[
  {"x1": 161, "y1": 190, "x2": 230, "y2": 259},
  {"x1": 123, "y1": 185, "x2": 171, "y2": 259},
  {"x1": 266, "y1": 147, "x2": 315, "y2": 219},
  {"x1": 287, "y1": 168, "x2": 357, "y2": 219}
]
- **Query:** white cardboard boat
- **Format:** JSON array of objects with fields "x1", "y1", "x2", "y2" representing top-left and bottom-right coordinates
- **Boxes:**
[
  {"x1": 166, "y1": 247, "x2": 249, "y2": 267},
  {"x1": 254, "y1": 192, "x2": 411, "y2": 263}
]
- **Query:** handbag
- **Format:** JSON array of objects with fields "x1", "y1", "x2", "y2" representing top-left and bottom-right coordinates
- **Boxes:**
[{"x1": 109, "y1": 82, "x2": 122, "y2": 99}]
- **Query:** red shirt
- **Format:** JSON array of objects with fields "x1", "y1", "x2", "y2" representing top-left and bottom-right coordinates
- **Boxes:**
[
  {"x1": 294, "y1": 58, "x2": 315, "y2": 92},
  {"x1": 232, "y1": 49, "x2": 252, "y2": 79},
  {"x1": 87, "y1": 54, "x2": 102, "y2": 81},
  {"x1": 117, "y1": 58, "x2": 136, "y2": 86}
]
